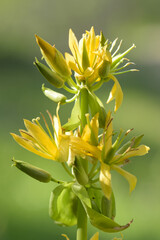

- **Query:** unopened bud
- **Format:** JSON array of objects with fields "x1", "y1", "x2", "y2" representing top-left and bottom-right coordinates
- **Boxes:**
[
  {"x1": 98, "y1": 60, "x2": 111, "y2": 78},
  {"x1": 35, "y1": 35, "x2": 71, "y2": 77},
  {"x1": 34, "y1": 58, "x2": 64, "y2": 88},
  {"x1": 73, "y1": 157, "x2": 88, "y2": 186},
  {"x1": 12, "y1": 159, "x2": 51, "y2": 183},
  {"x1": 42, "y1": 84, "x2": 67, "y2": 103}
]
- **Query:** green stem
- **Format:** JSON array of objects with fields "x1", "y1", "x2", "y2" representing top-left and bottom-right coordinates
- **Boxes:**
[
  {"x1": 80, "y1": 86, "x2": 88, "y2": 172},
  {"x1": 76, "y1": 200, "x2": 87, "y2": 240},
  {"x1": 61, "y1": 162, "x2": 74, "y2": 178},
  {"x1": 76, "y1": 86, "x2": 88, "y2": 240},
  {"x1": 80, "y1": 86, "x2": 88, "y2": 131}
]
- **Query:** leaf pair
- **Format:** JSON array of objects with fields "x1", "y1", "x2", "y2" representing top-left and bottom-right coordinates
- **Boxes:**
[{"x1": 49, "y1": 182, "x2": 132, "y2": 232}]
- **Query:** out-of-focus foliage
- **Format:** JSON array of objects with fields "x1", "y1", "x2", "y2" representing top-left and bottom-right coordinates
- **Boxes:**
[{"x1": 0, "y1": 0, "x2": 159, "y2": 239}]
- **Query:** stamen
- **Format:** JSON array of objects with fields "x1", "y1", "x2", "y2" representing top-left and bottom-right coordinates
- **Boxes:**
[
  {"x1": 111, "y1": 62, "x2": 135, "y2": 73},
  {"x1": 125, "y1": 128, "x2": 134, "y2": 136},
  {"x1": 113, "y1": 69, "x2": 139, "y2": 75},
  {"x1": 112, "y1": 40, "x2": 123, "y2": 57},
  {"x1": 40, "y1": 112, "x2": 54, "y2": 142},
  {"x1": 109, "y1": 38, "x2": 118, "y2": 52}
]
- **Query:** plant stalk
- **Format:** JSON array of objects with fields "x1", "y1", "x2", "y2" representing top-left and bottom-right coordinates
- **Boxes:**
[{"x1": 76, "y1": 86, "x2": 89, "y2": 240}]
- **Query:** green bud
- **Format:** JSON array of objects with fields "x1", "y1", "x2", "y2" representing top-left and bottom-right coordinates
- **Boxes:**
[
  {"x1": 98, "y1": 60, "x2": 111, "y2": 78},
  {"x1": 34, "y1": 58, "x2": 64, "y2": 88},
  {"x1": 12, "y1": 159, "x2": 51, "y2": 183},
  {"x1": 35, "y1": 35, "x2": 71, "y2": 77},
  {"x1": 42, "y1": 84, "x2": 67, "y2": 103},
  {"x1": 73, "y1": 157, "x2": 88, "y2": 186}
]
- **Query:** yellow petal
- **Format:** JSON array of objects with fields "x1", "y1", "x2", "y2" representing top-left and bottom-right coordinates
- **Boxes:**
[
  {"x1": 10, "y1": 133, "x2": 53, "y2": 159},
  {"x1": 119, "y1": 145, "x2": 150, "y2": 162},
  {"x1": 58, "y1": 135, "x2": 70, "y2": 162},
  {"x1": 81, "y1": 124, "x2": 91, "y2": 142},
  {"x1": 90, "y1": 232, "x2": 99, "y2": 240},
  {"x1": 19, "y1": 130, "x2": 50, "y2": 153},
  {"x1": 69, "y1": 29, "x2": 81, "y2": 65},
  {"x1": 71, "y1": 136, "x2": 101, "y2": 159},
  {"x1": 65, "y1": 52, "x2": 81, "y2": 74},
  {"x1": 100, "y1": 162, "x2": 112, "y2": 199},
  {"x1": 111, "y1": 164, "x2": 137, "y2": 193},
  {"x1": 107, "y1": 74, "x2": 123, "y2": 112},
  {"x1": 20, "y1": 130, "x2": 37, "y2": 143},
  {"x1": 24, "y1": 119, "x2": 57, "y2": 156}
]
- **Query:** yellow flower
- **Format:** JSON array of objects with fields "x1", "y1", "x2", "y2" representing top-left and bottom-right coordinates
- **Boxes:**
[
  {"x1": 11, "y1": 109, "x2": 70, "y2": 162},
  {"x1": 65, "y1": 26, "x2": 111, "y2": 85},
  {"x1": 65, "y1": 27, "x2": 136, "y2": 111},
  {"x1": 70, "y1": 113, "x2": 150, "y2": 199}
]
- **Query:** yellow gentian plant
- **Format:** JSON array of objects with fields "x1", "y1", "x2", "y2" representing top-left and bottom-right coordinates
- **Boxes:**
[{"x1": 11, "y1": 27, "x2": 149, "y2": 240}]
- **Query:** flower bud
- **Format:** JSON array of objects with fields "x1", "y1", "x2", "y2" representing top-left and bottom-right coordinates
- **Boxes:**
[
  {"x1": 12, "y1": 159, "x2": 52, "y2": 183},
  {"x1": 98, "y1": 60, "x2": 111, "y2": 78},
  {"x1": 72, "y1": 157, "x2": 88, "y2": 186},
  {"x1": 34, "y1": 58, "x2": 64, "y2": 88},
  {"x1": 35, "y1": 35, "x2": 71, "y2": 77},
  {"x1": 42, "y1": 84, "x2": 67, "y2": 103}
]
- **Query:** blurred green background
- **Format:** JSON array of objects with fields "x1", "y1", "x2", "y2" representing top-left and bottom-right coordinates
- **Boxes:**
[{"x1": 0, "y1": 0, "x2": 159, "y2": 239}]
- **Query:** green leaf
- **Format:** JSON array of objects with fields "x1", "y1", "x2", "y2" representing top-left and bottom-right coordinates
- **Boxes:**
[
  {"x1": 87, "y1": 187, "x2": 103, "y2": 213},
  {"x1": 72, "y1": 184, "x2": 132, "y2": 233},
  {"x1": 72, "y1": 184, "x2": 91, "y2": 207},
  {"x1": 62, "y1": 96, "x2": 81, "y2": 131},
  {"x1": 88, "y1": 91, "x2": 106, "y2": 128},
  {"x1": 49, "y1": 185, "x2": 78, "y2": 226}
]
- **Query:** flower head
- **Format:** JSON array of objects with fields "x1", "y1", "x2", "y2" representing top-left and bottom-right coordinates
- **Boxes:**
[
  {"x1": 11, "y1": 108, "x2": 70, "y2": 162},
  {"x1": 70, "y1": 113, "x2": 150, "y2": 199}
]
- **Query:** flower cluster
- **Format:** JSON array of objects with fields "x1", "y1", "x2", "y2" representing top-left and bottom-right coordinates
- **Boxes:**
[{"x1": 11, "y1": 27, "x2": 149, "y2": 239}]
